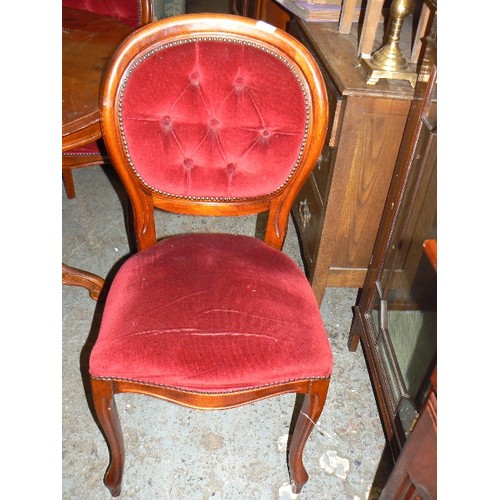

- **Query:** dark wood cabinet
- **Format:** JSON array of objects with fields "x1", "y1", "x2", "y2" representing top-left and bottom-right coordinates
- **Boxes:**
[
  {"x1": 349, "y1": 57, "x2": 437, "y2": 488},
  {"x1": 259, "y1": 0, "x2": 291, "y2": 30},
  {"x1": 233, "y1": 11, "x2": 425, "y2": 303},
  {"x1": 380, "y1": 368, "x2": 436, "y2": 499},
  {"x1": 231, "y1": 0, "x2": 291, "y2": 30},
  {"x1": 289, "y1": 19, "x2": 415, "y2": 301},
  {"x1": 231, "y1": 0, "x2": 259, "y2": 18}
]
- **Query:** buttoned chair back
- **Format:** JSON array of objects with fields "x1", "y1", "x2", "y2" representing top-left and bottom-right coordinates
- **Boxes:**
[{"x1": 88, "y1": 13, "x2": 332, "y2": 496}]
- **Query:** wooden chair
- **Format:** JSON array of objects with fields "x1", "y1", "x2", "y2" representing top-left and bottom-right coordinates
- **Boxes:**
[
  {"x1": 62, "y1": 0, "x2": 154, "y2": 199},
  {"x1": 89, "y1": 13, "x2": 331, "y2": 496}
]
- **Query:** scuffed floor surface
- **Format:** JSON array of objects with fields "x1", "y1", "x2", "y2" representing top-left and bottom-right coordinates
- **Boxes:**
[{"x1": 62, "y1": 165, "x2": 386, "y2": 499}]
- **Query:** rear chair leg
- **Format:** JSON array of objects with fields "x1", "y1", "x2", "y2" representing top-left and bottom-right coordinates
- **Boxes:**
[
  {"x1": 62, "y1": 169, "x2": 76, "y2": 199},
  {"x1": 288, "y1": 378, "x2": 330, "y2": 494},
  {"x1": 91, "y1": 378, "x2": 125, "y2": 497}
]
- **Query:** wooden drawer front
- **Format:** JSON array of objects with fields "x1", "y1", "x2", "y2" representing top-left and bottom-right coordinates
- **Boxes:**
[{"x1": 292, "y1": 176, "x2": 323, "y2": 268}]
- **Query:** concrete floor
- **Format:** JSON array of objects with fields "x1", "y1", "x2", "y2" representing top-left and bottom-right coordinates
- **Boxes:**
[
  {"x1": 62, "y1": 163, "x2": 387, "y2": 500},
  {"x1": 62, "y1": 1, "x2": 388, "y2": 498}
]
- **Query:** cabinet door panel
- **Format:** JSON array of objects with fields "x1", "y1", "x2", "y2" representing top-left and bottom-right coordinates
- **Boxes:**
[
  {"x1": 349, "y1": 66, "x2": 437, "y2": 461},
  {"x1": 328, "y1": 96, "x2": 410, "y2": 272},
  {"x1": 380, "y1": 392, "x2": 437, "y2": 500},
  {"x1": 292, "y1": 177, "x2": 323, "y2": 268},
  {"x1": 231, "y1": 0, "x2": 260, "y2": 17}
]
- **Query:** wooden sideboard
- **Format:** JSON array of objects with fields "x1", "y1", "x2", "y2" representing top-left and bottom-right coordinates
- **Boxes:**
[
  {"x1": 288, "y1": 19, "x2": 415, "y2": 302},
  {"x1": 231, "y1": 0, "x2": 291, "y2": 30},
  {"x1": 229, "y1": 7, "x2": 418, "y2": 302}
]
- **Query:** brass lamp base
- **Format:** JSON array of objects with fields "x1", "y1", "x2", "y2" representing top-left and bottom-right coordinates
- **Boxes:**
[{"x1": 361, "y1": 57, "x2": 417, "y2": 88}]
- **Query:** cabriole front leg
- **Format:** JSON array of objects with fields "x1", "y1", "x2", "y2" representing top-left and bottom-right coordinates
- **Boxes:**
[
  {"x1": 288, "y1": 378, "x2": 330, "y2": 494},
  {"x1": 91, "y1": 378, "x2": 125, "y2": 497}
]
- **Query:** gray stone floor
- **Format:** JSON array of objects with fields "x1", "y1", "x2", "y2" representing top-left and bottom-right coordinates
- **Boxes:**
[{"x1": 62, "y1": 164, "x2": 387, "y2": 499}]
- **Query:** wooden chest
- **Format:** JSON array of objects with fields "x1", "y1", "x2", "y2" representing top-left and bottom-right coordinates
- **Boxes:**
[{"x1": 289, "y1": 19, "x2": 415, "y2": 302}]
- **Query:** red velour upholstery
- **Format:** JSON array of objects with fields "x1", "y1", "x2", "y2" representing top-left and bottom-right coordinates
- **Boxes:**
[
  {"x1": 89, "y1": 233, "x2": 332, "y2": 392},
  {"x1": 120, "y1": 40, "x2": 307, "y2": 199},
  {"x1": 61, "y1": 0, "x2": 142, "y2": 27}
]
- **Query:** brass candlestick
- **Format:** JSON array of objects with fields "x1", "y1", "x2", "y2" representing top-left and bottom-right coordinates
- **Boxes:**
[{"x1": 361, "y1": 0, "x2": 417, "y2": 87}]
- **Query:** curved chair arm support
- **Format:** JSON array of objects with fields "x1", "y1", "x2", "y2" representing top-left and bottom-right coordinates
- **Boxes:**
[{"x1": 62, "y1": 263, "x2": 105, "y2": 300}]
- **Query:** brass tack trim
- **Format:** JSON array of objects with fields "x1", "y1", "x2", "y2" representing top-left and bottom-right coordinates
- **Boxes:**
[{"x1": 117, "y1": 36, "x2": 311, "y2": 201}]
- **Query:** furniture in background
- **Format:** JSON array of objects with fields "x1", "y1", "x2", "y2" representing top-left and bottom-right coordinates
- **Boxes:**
[
  {"x1": 62, "y1": 6, "x2": 136, "y2": 295},
  {"x1": 231, "y1": 0, "x2": 291, "y2": 30},
  {"x1": 380, "y1": 369, "x2": 436, "y2": 498},
  {"x1": 62, "y1": 1, "x2": 185, "y2": 292},
  {"x1": 340, "y1": 0, "x2": 436, "y2": 69},
  {"x1": 153, "y1": 0, "x2": 186, "y2": 18},
  {"x1": 233, "y1": 1, "x2": 436, "y2": 304},
  {"x1": 62, "y1": 0, "x2": 153, "y2": 199},
  {"x1": 232, "y1": 3, "x2": 438, "y2": 493},
  {"x1": 379, "y1": 241, "x2": 436, "y2": 499},
  {"x1": 349, "y1": 54, "x2": 436, "y2": 488},
  {"x1": 62, "y1": 0, "x2": 192, "y2": 199},
  {"x1": 88, "y1": 13, "x2": 332, "y2": 496},
  {"x1": 288, "y1": 18, "x2": 415, "y2": 301},
  {"x1": 62, "y1": 5, "x2": 136, "y2": 165}
]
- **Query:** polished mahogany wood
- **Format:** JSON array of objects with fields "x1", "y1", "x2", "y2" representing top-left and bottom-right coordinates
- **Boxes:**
[
  {"x1": 423, "y1": 239, "x2": 437, "y2": 271},
  {"x1": 91, "y1": 13, "x2": 330, "y2": 496},
  {"x1": 62, "y1": 263, "x2": 104, "y2": 300},
  {"x1": 92, "y1": 377, "x2": 329, "y2": 496},
  {"x1": 100, "y1": 15, "x2": 328, "y2": 252}
]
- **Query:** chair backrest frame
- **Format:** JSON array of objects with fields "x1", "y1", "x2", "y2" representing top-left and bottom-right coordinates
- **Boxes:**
[{"x1": 101, "y1": 13, "x2": 328, "y2": 251}]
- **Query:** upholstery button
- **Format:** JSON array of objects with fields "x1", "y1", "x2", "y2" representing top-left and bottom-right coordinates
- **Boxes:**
[
  {"x1": 183, "y1": 158, "x2": 194, "y2": 170},
  {"x1": 190, "y1": 71, "x2": 200, "y2": 86},
  {"x1": 226, "y1": 163, "x2": 236, "y2": 174},
  {"x1": 160, "y1": 115, "x2": 172, "y2": 131},
  {"x1": 209, "y1": 118, "x2": 219, "y2": 129},
  {"x1": 260, "y1": 129, "x2": 270, "y2": 138},
  {"x1": 234, "y1": 77, "x2": 245, "y2": 90}
]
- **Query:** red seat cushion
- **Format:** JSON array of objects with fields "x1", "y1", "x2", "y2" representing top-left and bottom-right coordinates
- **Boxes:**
[{"x1": 89, "y1": 234, "x2": 333, "y2": 392}]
